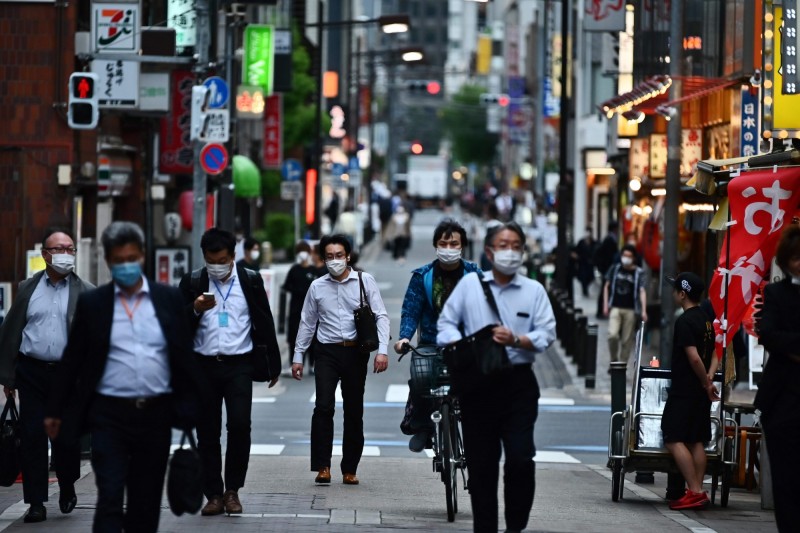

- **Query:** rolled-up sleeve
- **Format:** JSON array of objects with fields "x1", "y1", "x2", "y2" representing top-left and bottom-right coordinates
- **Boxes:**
[
  {"x1": 293, "y1": 284, "x2": 319, "y2": 364},
  {"x1": 364, "y1": 274, "x2": 391, "y2": 354},
  {"x1": 437, "y1": 279, "x2": 466, "y2": 346},
  {"x1": 525, "y1": 284, "x2": 556, "y2": 352}
]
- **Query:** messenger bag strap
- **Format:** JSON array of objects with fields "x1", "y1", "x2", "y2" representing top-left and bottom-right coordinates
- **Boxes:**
[
  {"x1": 357, "y1": 270, "x2": 370, "y2": 310},
  {"x1": 478, "y1": 273, "x2": 503, "y2": 326}
]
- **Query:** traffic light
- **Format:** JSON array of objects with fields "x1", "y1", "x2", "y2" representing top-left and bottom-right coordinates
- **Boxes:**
[
  {"x1": 480, "y1": 93, "x2": 510, "y2": 107},
  {"x1": 410, "y1": 142, "x2": 423, "y2": 155},
  {"x1": 190, "y1": 85, "x2": 211, "y2": 141},
  {"x1": 67, "y1": 72, "x2": 99, "y2": 130},
  {"x1": 601, "y1": 33, "x2": 620, "y2": 75},
  {"x1": 406, "y1": 80, "x2": 443, "y2": 95}
]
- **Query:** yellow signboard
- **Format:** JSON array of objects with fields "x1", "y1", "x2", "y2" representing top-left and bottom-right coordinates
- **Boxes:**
[{"x1": 770, "y1": 6, "x2": 800, "y2": 133}]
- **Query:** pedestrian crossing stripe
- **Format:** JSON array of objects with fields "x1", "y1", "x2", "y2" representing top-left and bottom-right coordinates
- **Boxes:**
[
  {"x1": 385, "y1": 384, "x2": 409, "y2": 403},
  {"x1": 310, "y1": 384, "x2": 343, "y2": 403},
  {"x1": 423, "y1": 449, "x2": 579, "y2": 464},
  {"x1": 253, "y1": 397, "x2": 277, "y2": 403}
]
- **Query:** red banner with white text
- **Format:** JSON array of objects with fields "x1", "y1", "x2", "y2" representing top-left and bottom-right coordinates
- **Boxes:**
[{"x1": 709, "y1": 167, "x2": 800, "y2": 357}]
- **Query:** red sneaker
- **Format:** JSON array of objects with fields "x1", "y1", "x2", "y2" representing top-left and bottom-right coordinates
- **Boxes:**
[{"x1": 669, "y1": 490, "x2": 709, "y2": 510}]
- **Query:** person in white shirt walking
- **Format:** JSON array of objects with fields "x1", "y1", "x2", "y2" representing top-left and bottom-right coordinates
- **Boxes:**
[{"x1": 291, "y1": 234, "x2": 390, "y2": 485}]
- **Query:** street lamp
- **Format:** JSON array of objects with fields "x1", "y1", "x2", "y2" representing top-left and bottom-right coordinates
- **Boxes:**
[{"x1": 307, "y1": 4, "x2": 410, "y2": 238}]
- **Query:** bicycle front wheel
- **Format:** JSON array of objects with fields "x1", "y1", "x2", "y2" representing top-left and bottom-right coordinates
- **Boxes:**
[{"x1": 441, "y1": 402, "x2": 455, "y2": 522}]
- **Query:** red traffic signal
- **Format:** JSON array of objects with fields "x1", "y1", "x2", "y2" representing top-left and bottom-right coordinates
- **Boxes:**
[
  {"x1": 497, "y1": 95, "x2": 510, "y2": 107},
  {"x1": 426, "y1": 81, "x2": 441, "y2": 95},
  {"x1": 410, "y1": 142, "x2": 423, "y2": 155},
  {"x1": 71, "y1": 75, "x2": 94, "y2": 99},
  {"x1": 68, "y1": 72, "x2": 99, "y2": 129}
]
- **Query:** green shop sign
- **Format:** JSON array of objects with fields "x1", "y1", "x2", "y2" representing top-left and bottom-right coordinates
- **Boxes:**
[{"x1": 243, "y1": 25, "x2": 275, "y2": 94}]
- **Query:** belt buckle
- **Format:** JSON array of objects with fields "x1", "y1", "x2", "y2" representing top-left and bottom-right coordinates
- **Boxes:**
[
  {"x1": 216, "y1": 355, "x2": 224, "y2": 362},
  {"x1": 134, "y1": 398, "x2": 147, "y2": 409}
]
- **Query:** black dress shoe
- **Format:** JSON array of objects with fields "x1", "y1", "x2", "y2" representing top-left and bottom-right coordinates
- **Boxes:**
[
  {"x1": 59, "y1": 494, "x2": 77, "y2": 514},
  {"x1": 23, "y1": 504, "x2": 46, "y2": 523}
]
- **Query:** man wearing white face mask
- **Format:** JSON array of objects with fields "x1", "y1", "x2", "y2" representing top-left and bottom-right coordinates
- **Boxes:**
[
  {"x1": 437, "y1": 222, "x2": 556, "y2": 533},
  {"x1": 0, "y1": 228, "x2": 93, "y2": 523},
  {"x1": 292, "y1": 234, "x2": 390, "y2": 486},
  {"x1": 179, "y1": 228, "x2": 281, "y2": 516},
  {"x1": 393, "y1": 219, "x2": 480, "y2": 452},
  {"x1": 603, "y1": 244, "x2": 648, "y2": 368}
]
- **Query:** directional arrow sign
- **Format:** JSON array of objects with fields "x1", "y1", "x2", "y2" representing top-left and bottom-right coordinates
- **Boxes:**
[
  {"x1": 203, "y1": 76, "x2": 229, "y2": 109},
  {"x1": 281, "y1": 159, "x2": 302, "y2": 181},
  {"x1": 199, "y1": 143, "x2": 229, "y2": 175}
]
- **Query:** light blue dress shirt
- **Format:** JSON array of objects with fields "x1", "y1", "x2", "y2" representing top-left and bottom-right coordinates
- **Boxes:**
[
  {"x1": 293, "y1": 268, "x2": 390, "y2": 363},
  {"x1": 97, "y1": 278, "x2": 172, "y2": 397},
  {"x1": 194, "y1": 273, "x2": 254, "y2": 356},
  {"x1": 437, "y1": 271, "x2": 556, "y2": 365},
  {"x1": 21, "y1": 274, "x2": 70, "y2": 361}
]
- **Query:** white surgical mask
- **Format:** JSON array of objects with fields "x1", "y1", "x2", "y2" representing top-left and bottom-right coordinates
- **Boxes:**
[
  {"x1": 249, "y1": 250, "x2": 260, "y2": 262},
  {"x1": 297, "y1": 251, "x2": 310, "y2": 264},
  {"x1": 492, "y1": 249, "x2": 523, "y2": 275},
  {"x1": 792, "y1": 275, "x2": 800, "y2": 285},
  {"x1": 206, "y1": 262, "x2": 232, "y2": 280},
  {"x1": 621, "y1": 256, "x2": 634, "y2": 267},
  {"x1": 326, "y1": 259, "x2": 348, "y2": 277},
  {"x1": 48, "y1": 253, "x2": 75, "y2": 275},
  {"x1": 437, "y1": 248, "x2": 462, "y2": 265}
]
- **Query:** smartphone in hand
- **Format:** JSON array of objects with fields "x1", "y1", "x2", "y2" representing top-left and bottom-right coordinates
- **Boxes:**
[{"x1": 203, "y1": 291, "x2": 215, "y2": 302}]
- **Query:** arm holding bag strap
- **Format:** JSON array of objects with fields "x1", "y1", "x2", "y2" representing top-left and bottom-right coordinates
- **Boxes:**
[{"x1": 353, "y1": 271, "x2": 379, "y2": 353}]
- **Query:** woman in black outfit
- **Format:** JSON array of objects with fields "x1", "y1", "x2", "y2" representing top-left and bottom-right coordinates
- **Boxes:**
[{"x1": 754, "y1": 224, "x2": 800, "y2": 533}]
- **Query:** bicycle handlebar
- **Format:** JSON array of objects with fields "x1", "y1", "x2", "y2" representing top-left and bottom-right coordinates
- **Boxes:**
[{"x1": 397, "y1": 343, "x2": 441, "y2": 362}]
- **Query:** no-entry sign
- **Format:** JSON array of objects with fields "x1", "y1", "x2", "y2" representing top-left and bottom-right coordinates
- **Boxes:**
[{"x1": 200, "y1": 143, "x2": 228, "y2": 175}]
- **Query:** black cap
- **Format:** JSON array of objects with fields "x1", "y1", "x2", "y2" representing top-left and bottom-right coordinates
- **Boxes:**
[{"x1": 665, "y1": 272, "x2": 706, "y2": 301}]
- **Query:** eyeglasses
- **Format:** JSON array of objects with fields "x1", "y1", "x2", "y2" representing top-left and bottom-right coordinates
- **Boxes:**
[{"x1": 44, "y1": 247, "x2": 77, "y2": 255}]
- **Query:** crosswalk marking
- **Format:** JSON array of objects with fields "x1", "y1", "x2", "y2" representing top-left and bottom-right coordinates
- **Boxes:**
[
  {"x1": 539, "y1": 398, "x2": 575, "y2": 406},
  {"x1": 310, "y1": 383, "x2": 343, "y2": 403},
  {"x1": 535, "y1": 451, "x2": 580, "y2": 464},
  {"x1": 253, "y1": 397, "x2": 277, "y2": 403},
  {"x1": 332, "y1": 445, "x2": 380, "y2": 457},
  {"x1": 250, "y1": 444, "x2": 286, "y2": 455},
  {"x1": 376, "y1": 282, "x2": 393, "y2": 291},
  {"x1": 385, "y1": 384, "x2": 409, "y2": 403}
]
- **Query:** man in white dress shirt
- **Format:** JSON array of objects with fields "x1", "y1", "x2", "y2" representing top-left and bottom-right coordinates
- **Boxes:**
[{"x1": 292, "y1": 234, "x2": 390, "y2": 485}]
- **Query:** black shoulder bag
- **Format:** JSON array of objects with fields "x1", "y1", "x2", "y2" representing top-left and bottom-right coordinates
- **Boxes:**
[
  {"x1": 353, "y1": 271, "x2": 379, "y2": 353},
  {"x1": 167, "y1": 430, "x2": 203, "y2": 516},
  {"x1": 0, "y1": 396, "x2": 21, "y2": 487},
  {"x1": 442, "y1": 273, "x2": 511, "y2": 386}
]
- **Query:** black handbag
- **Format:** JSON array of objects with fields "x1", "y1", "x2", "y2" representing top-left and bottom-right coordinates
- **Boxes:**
[
  {"x1": 442, "y1": 273, "x2": 511, "y2": 384},
  {"x1": 0, "y1": 395, "x2": 21, "y2": 487},
  {"x1": 167, "y1": 430, "x2": 203, "y2": 516},
  {"x1": 353, "y1": 271, "x2": 379, "y2": 353}
]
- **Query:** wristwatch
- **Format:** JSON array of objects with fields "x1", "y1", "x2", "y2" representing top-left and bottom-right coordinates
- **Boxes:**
[{"x1": 513, "y1": 336, "x2": 521, "y2": 347}]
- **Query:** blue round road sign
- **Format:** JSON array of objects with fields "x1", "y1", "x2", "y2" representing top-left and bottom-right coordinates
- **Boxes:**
[
  {"x1": 203, "y1": 76, "x2": 229, "y2": 109},
  {"x1": 200, "y1": 143, "x2": 228, "y2": 175},
  {"x1": 281, "y1": 159, "x2": 303, "y2": 181}
]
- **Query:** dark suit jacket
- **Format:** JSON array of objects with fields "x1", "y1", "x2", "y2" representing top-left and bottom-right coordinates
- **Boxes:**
[
  {"x1": 0, "y1": 271, "x2": 94, "y2": 387},
  {"x1": 45, "y1": 280, "x2": 202, "y2": 437},
  {"x1": 754, "y1": 278, "x2": 800, "y2": 416},
  {"x1": 178, "y1": 265, "x2": 281, "y2": 382}
]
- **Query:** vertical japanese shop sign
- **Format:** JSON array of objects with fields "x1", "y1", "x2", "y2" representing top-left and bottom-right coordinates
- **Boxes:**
[
  {"x1": 263, "y1": 94, "x2": 282, "y2": 168},
  {"x1": 681, "y1": 129, "x2": 702, "y2": 177},
  {"x1": 159, "y1": 70, "x2": 194, "y2": 174},
  {"x1": 740, "y1": 87, "x2": 760, "y2": 157},
  {"x1": 649, "y1": 133, "x2": 667, "y2": 179},
  {"x1": 629, "y1": 138, "x2": 649, "y2": 180}
]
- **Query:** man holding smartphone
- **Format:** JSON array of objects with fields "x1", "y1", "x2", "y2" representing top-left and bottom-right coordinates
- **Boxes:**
[{"x1": 179, "y1": 228, "x2": 281, "y2": 517}]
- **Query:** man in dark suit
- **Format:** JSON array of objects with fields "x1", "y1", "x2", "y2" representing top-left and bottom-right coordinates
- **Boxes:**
[
  {"x1": 44, "y1": 221, "x2": 201, "y2": 533},
  {"x1": 179, "y1": 228, "x2": 281, "y2": 516},
  {"x1": 0, "y1": 228, "x2": 93, "y2": 523}
]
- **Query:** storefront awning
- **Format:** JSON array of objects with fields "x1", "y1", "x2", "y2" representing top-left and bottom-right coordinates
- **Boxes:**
[
  {"x1": 600, "y1": 76, "x2": 743, "y2": 118},
  {"x1": 233, "y1": 155, "x2": 261, "y2": 198}
]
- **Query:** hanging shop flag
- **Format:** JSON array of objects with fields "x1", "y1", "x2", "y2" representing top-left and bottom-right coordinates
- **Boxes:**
[
  {"x1": 584, "y1": 0, "x2": 626, "y2": 32},
  {"x1": 709, "y1": 167, "x2": 800, "y2": 357}
]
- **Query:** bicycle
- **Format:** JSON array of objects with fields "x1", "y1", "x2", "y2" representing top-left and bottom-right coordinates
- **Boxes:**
[{"x1": 400, "y1": 343, "x2": 467, "y2": 522}]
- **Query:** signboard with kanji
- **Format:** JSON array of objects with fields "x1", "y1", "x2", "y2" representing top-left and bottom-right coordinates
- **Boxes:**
[
  {"x1": 159, "y1": 70, "x2": 194, "y2": 174},
  {"x1": 263, "y1": 94, "x2": 282, "y2": 168},
  {"x1": 681, "y1": 129, "x2": 702, "y2": 177},
  {"x1": 91, "y1": 2, "x2": 140, "y2": 52},
  {"x1": 740, "y1": 86, "x2": 760, "y2": 157},
  {"x1": 629, "y1": 138, "x2": 649, "y2": 180},
  {"x1": 91, "y1": 59, "x2": 139, "y2": 108},
  {"x1": 649, "y1": 133, "x2": 667, "y2": 179},
  {"x1": 167, "y1": 0, "x2": 197, "y2": 50},
  {"x1": 243, "y1": 25, "x2": 275, "y2": 95}
]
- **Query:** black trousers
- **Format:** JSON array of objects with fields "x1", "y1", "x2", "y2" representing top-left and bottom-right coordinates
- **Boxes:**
[
  {"x1": 196, "y1": 354, "x2": 254, "y2": 498},
  {"x1": 16, "y1": 355, "x2": 80, "y2": 504},
  {"x1": 311, "y1": 344, "x2": 369, "y2": 473},
  {"x1": 761, "y1": 389, "x2": 800, "y2": 533},
  {"x1": 89, "y1": 395, "x2": 172, "y2": 533},
  {"x1": 459, "y1": 366, "x2": 540, "y2": 533}
]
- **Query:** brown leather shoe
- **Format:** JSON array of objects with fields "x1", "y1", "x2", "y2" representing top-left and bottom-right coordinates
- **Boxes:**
[
  {"x1": 222, "y1": 490, "x2": 242, "y2": 514},
  {"x1": 201, "y1": 495, "x2": 224, "y2": 516},
  {"x1": 315, "y1": 467, "x2": 331, "y2": 484},
  {"x1": 343, "y1": 473, "x2": 359, "y2": 485}
]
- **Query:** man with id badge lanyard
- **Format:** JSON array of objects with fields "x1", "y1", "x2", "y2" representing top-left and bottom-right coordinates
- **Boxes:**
[{"x1": 180, "y1": 228, "x2": 281, "y2": 517}]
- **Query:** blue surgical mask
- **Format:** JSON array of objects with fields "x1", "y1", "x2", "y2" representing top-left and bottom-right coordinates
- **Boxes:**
[{"x1": 111, "y1": 261, "x2": 143, "y2": 288}]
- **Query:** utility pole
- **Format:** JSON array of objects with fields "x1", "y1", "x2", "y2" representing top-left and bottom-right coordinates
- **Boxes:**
[
  {"x1": 312, "y1": 0, "x2": 324, "y2": 238},
  {"x1": 555, "y1": 0, "x2": 571, "y2": 290},
  {"x1": 191, "y1": 0, "x2": 211, "y2": 269},
  {"x1": 660, "y1": 0, "x2": 683, "y2": 367}
]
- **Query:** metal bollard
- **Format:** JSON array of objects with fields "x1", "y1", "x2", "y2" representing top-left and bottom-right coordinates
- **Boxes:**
[
  {"x1": 563, "y1": 304, "x2": 574, "y2": 355},
  {"x1": 584, "y1": 324, "x2": 599, "y2": 389},
  {"x1": 610, "y1": 361, "x2": 627, "y2": 436},
  {"x1": 575, "y1": 315, "x2": 588, "y2": 375}
]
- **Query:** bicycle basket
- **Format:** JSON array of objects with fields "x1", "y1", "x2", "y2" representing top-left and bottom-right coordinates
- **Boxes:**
[{"x1": 410, "y1": 348, "x2": 448, "y2": 397}]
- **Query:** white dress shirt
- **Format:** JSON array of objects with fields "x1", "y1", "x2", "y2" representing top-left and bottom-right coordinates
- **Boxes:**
[
  {"x1": 293, "y1": 269, "x2": 390, "y2": 363},
  {"x1": 194, "y1": 273, "x2": 254, "y2": 356},
  {"x1": 437, "y1": 271, "x2": 556, "y2": 365},
  {"x1": 21, "y1": 274, "x2": 70, "y2": 361},
  {"x1": 97, "y1": 278, "x2": 172, "y2": 397}
]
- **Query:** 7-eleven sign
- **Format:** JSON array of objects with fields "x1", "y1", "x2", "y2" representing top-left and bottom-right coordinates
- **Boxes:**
[{"x1": 91, "y1": 2, "x2": 140, "y2": 52}]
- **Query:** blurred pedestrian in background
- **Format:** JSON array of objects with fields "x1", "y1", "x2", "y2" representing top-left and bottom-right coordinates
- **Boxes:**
[
  {"x1": 575, "y1": 228, "x2": 596, "y2": 298},
  {"x1": 754, "y1": 224, "x2": 800, "y2": 533},
  {"x1": 280, "y1": 241, "x2": 322, "y2": 373},
  {"x1": 237, "y1": 237, "x2": 261, "y2": 271}
]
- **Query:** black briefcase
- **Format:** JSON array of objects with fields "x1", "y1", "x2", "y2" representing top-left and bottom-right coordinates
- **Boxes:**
[
  {"x1": 167, "y1": 430, "x2": 203, "y2": 516},
  {"x1": 354, "y1": 271, "x2": 379, "y2": 353},
  {"x1": 0, "y1": 396, "x2": 21, "y2": 487}
]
